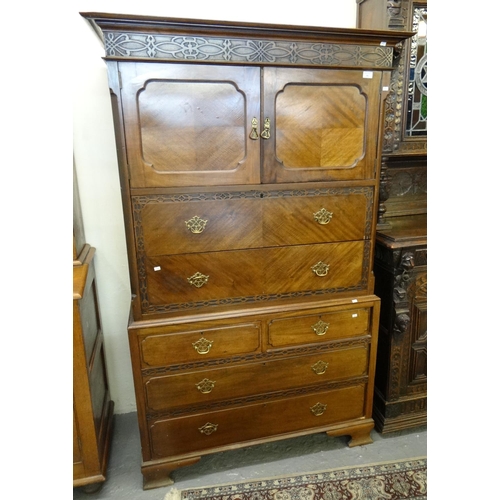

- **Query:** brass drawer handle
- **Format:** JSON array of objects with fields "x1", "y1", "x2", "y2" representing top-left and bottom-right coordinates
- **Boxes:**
[
  {"x1": 310, "y1": 402, "x2": 327, "y2": 416},
  {"x1": 311, "y1": 319, "x2": 330, "y2": 336},
  {"x1": 192, "y1": 337, "x2": 214, "y2": 355},
  {"x1": 187, "y1": 272, "x2": 209, "y2": 288},
  {"x1": 196, "y1": 378, "x2": 216, "y2": 394},
  {"x1": 185, "y1": 216, "x2": 208, "y2": 234},
  {"x1": 311, "y1": 360, "x2": 329, "y2": 375},
  {"x1": 311, "y1": 261, "x2": 330, "y2": 277},
  {"x1": 260, "y1": 117, "x2": 271, "y2": 139},
  {"x1": 198, "y1": 422, "x2": 218, "y2": 435},
  {"x1": 250, "y1": 117, "x2": 259, "y2": 140},
  {"x1": 313, "y1": 208, "x2": 333, "y2": 225}
]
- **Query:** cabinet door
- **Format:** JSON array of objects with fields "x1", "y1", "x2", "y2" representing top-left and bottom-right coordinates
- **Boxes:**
[
  {"x1": 119, "y1": 62, "x2": 261, "y2": 188},
  {"x1": 262, "y1": 67, "x2": 382, "y2": 183}
]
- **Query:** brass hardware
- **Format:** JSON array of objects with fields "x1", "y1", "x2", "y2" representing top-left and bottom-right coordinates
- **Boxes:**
[
  {"x1": 185, "y1": 215, "x2": 208, "y2": 234},
  {"x1": 313, "y1": 208, "x2": 333, "y2": 225},
  {"x1": 311, "y1": 360, "x2": 329, "y2": 375},
  {"x1": 187, "y1": 272, "x2": 209, "y2": 288},
  {"x1": 311, "y1": 261, "x2": 329, "y2": 277},
  {"x1": 250, "y1": 117, "x2": 259, "y2": 140},
  {"x1": 198, "y1": 422, "x2": 218, "y2": 435},
  {"x1": 311, "y1": 319, "x2": 330, "y2": 336},
  {"x1": 196, "y1": 378, "x2": 216, "y2": 394},
  {"x1": 310, "y1": 402, "x2": 327, "y2": 416},
  {"x1": 192, "y1": 337, "x2": 214, "y2": 354},
  {"x1": 260, "y1": 117, "x2": 271, "y2": 139}
]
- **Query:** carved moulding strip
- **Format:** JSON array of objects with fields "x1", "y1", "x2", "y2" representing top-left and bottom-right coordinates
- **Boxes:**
[
  {"x1": 142, "y1": 337, "x2": 371, "y2": 376},
  {"x1": 133, "y1": 188, "x2": 373, "y2": 314},
  {"x1": 146, "y1": 378, "x2": 368, "y2": 420},
  {"x1": 102, "y1": 31, "x2": 394, "y2": 68}
]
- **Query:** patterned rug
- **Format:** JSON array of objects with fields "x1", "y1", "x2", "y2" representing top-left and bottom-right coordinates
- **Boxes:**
[{"x1": 164, "y1": 457, "x2": 427, "y2": 499}]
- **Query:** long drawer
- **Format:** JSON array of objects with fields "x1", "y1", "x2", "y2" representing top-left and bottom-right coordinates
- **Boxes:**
[
  {"x1": 145, "y1": 345, "x2": 369, "y2": 411},
  {"x1": 134, "y1": 188, "x2": 371, "y2": 256},
  {"x1": 149, "y1": 383, "x2": 367, "y2": 458},
  {"x1": 145, "y1": 241, "x2": 365, "y2": 306}
]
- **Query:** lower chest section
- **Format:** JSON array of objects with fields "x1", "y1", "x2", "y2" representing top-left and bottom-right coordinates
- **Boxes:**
[{"x1": 131, "y1": 297, "x2": 379, "y2": 460}]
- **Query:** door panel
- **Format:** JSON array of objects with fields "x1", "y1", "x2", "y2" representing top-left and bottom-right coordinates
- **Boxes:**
[
  {"x1": 262, "y1": 67, "x2": 382, "y2": 183},
  {"x1": 119, "y1": 62, "x2": 261, "y2": 187}
]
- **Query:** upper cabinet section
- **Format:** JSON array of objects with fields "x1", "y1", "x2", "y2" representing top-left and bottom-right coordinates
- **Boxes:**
[{"x1": 81, "y1": 12, "x2": 413, "y2": 187}]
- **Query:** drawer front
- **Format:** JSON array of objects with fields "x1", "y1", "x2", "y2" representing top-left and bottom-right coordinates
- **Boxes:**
[
  {"x1": 269, "y1": 307, "x2": 370, "y2": 348},
  {"x1": 139, "y1": 323, "x2": 261, "y2": 368},
  {"x1": 138, "y1": 197, "x2": 263, "y2": 256},
  {"x1": 145, "y1": 346, "x2": 369, "y2": 411},
  {"x1": 150, "y1": 384, "x2": 366, "y2": 458},
  {"x1": 262, "y1": 191, "x2": 369, "y2": 247},
  {"x1": 134, "y1": 187, "x2": 371, "y2": 256},
  {"x1": 144, "y1": 241, "x2": 365, "y2": 307}
]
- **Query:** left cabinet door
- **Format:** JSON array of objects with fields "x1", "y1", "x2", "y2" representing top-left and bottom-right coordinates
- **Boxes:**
[{"x1": 119, "y1": 62, "x2": 261, "y2": 188}]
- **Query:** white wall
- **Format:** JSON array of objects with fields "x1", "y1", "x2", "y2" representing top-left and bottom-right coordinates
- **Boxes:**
[{"x1": 73, "y1": 0, "x2": 357, "y2": 414}]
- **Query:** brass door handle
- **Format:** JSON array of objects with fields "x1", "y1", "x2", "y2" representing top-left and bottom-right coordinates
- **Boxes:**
[
  {"x1": 250, "y1": 117, "x2": 259, "y2": 140},
  {"x1": 260, "y1": 117, "x2": 271, "y2": 139},
  {"x1": 185, "y1": 216, "x2": 208, "y2": 234},
  {"x1": 311, "y1": 261, "x2": 330, "y2": 277},
  {"x1": 187, "y1": 272, "x2": 209, "y2": 288},
  {"x1": 192, "y1": 337, "x2": 214, "y2": 354},
  {"x1": 310, "y1": 402, "x2": 327, "y2": 416},
  {"x1": 195, "y1": 378, "x2": 216, "y2": 393},
  {"x1": 311, "y1": 360, "x2": 329, "y2": 375},
  {"x1": 313, "y1": 208, "x2": 333, "y2": 225},
  {"x1": 311, "y1": 319, "x2": 330, "y2": 336},
  {"x1": 198, "y1": 422, "x2": 218, "y2": 435}
]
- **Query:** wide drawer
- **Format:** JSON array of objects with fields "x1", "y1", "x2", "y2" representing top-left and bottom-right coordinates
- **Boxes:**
[
  {"x1": 268, "y1": 307, "x2": 370, "y2": 348},
  {"x1": 145, "y1": 241, "x2": 365, "y2": 307},
  {"x1": 135, "y1": 188, "x2": 370, "y2": 256},
  {"x1": 149, "y1": 383, "x2": 366, "y2": 458},
  {"x1": 145, "y1": 345, "x2": 369, "y2": 411},
  {"x1": 139, "y1": 322, "x2": 261, "y2": 368}
]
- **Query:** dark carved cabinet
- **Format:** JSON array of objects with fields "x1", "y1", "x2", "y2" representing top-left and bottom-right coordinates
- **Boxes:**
[
  {"x1": 82, "y1": 12, "x2": 412, "y2": 488},
  {"x1": 357, "y1": 0, "x2": 427, "y2": 432}
]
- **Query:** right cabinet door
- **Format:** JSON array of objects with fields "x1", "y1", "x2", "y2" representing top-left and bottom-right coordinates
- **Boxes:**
[{"x1": 262, "y1": 67, "x2": 382, "y2": 183}]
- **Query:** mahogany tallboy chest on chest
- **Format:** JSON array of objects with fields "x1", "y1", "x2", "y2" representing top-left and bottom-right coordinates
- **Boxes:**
[{"x1": 81, "y1": 12, "x2": 413, "y2": 489}]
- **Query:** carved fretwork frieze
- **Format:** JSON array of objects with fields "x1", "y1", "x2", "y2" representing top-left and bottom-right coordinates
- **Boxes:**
[{"x1": 101, "y1": 31, "x2": 395, "y2": 69}]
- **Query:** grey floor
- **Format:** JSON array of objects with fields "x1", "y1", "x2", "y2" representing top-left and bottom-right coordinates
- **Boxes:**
[{"x1": 73, "y1": 412, "x2": 426, "y2": 500}]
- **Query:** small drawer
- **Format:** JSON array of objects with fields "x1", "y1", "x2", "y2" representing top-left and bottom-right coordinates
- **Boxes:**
[
  {"x1": 145, "y1": 345, "x2": 369, "y2": 411},
  {"x1": 268, "y1": 308, "x2": 370, "y2": 348},
  {"x1": 149, "y1": 383, "x2": 366, "y2": 458},
  {"x1": 139, "y1": 322, "x2": 261, "y2": 368}
]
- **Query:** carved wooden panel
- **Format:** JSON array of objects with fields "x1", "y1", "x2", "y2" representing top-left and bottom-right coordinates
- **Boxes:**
[
  {"x1": 119, "y1": 62, "x2": 261, "y2": 187},
  {"x1": 262, "y1": 67, "x2": 384, "y2": 183}
]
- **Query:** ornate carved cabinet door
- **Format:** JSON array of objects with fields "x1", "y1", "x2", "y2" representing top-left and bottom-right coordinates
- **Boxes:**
[
  {"x1": 119, "y1": 62, "x2": 261, "y2": 188},
  {"x1": 262, "y1": 67, "x2": 383, "y2": 183}
]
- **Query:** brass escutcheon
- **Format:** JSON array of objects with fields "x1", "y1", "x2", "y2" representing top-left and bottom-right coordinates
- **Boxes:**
[
  {"x1": 188, "y1": 272, "x2": 209, "y2": 288},
  {"x1": 192, "y1": 337, "x2": 214, "y2": 355},
  {"x1": 311, "y1": 319, "x2": 330, "y2": 336},
  {"x1": 310, "y1": 402, "x2": 327, "y2": 416},
  {"x1": 185, "y1": 215, "x2": 208, "y2": 234},
  {"x1": 198, "y1": 422, "x2": 218, "y2": 435},
  {"x1": 311, "y1": 261, "x2": 329, "y2": 277},
  {"x1": 313, "y1": 208, "x2": 333, "y2": 225},
  {"x1": 195, "y1": 378, "x2": 216, "y2": 394},
  {"x1": 311, "y1": 360, "x2": 329, "y2": 375}
]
